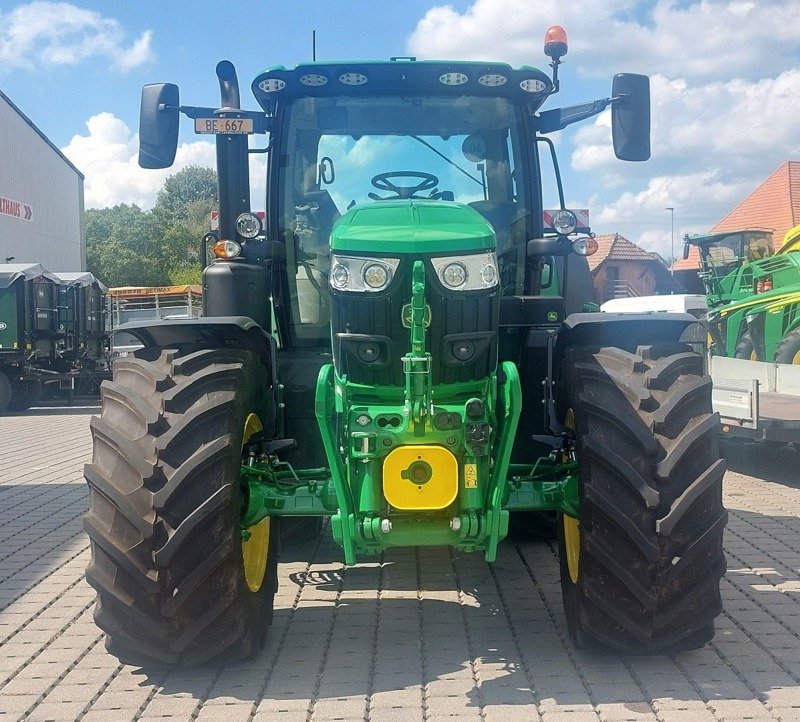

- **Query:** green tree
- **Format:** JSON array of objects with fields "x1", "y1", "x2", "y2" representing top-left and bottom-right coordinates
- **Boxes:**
[
  {"x1": 152, "y1": 166, "x2": 218, "y2": 283},
  {"x1": 153, "y1": 165, "x2": 217, "y2": 223},
  {"x1": 85, "y1": 205, "x2": 166, "y2": 287},
  {"x1": 85, "y1": 166, "x2": 218, "y2": 288}
]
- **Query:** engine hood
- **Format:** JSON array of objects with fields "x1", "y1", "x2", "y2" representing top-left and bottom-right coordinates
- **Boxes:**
[{"x1": 329, "y1": 200, "x2": 495, "y2": 255}]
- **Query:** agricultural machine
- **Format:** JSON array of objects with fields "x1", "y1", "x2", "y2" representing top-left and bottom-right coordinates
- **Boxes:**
[
  {"x1": 684, "y1": 226, "x2": 800, "y2": 363},
  {"x1": 0, "y1": 264, "x2": 108, "y2": 411},
  {"x1": 84, "y1": 28, "x2": 727, "y2": 665}
]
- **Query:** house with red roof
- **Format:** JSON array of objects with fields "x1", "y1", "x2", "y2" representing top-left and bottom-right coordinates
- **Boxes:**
[{"x1": 589, "y1": 233, "x2": 681, "y2": 304}]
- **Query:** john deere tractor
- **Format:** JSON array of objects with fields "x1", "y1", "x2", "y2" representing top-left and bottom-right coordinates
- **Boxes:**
[
  {"x1": 683, "y1": 227, "x2": 800, "y2": 363},
  {"x1": 84, "y1": 28, "x2": 727, "y2": 666}
]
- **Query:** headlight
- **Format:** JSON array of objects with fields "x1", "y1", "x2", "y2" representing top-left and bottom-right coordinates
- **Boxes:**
[
  {"x1": 363, "y1": 263, "x2": 390, "y2": 290},
  {"x1": 213, "y1": 239, "x2": 242, "y2": 259},
  {"x1": 552, "y1": 210, "x2": 578, "y2": 235},
  {"x1": 329, "y1": 255, "x2": 400, "y2": 292},
  {"x1": 432, "y1": 252, "x2": 499, "y2": 291},
  {"x1": 235, "y1": 212, "x2": 262, "y2": 239},
  {"x1": 572, "y1": 237, "x2": 599, "y2": 256},
  {"x1": 442, "y1": 262, "x2": 468, "y2": 289},
  {"x1": 331, "y1": 263, "x2": 350, "y2": 290}
]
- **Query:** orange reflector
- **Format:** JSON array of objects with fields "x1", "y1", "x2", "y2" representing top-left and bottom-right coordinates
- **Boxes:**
[{"x1": 213, "y1": 239, "x2": 242, "y2": 259}]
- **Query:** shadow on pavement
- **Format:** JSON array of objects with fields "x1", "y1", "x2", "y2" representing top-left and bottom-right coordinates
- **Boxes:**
[{"x1": 721, "y1": 438, "x2": 800, "y2": 488}]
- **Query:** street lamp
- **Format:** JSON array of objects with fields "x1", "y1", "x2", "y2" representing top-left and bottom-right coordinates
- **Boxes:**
[{"x1": 665, "y1": 207, "x2": 675, "y2": 274}]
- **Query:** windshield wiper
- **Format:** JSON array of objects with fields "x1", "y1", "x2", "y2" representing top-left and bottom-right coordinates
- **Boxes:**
[{"x1": 411, "y1": 135, "x2": 484, "y2": 188}]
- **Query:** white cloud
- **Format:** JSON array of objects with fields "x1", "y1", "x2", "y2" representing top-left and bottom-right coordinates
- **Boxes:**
[
  {"x1": 0, "y1": 2, "x2": 153, "y2": 72},
  {"x1": 407, "y1": 0, "x2": 800, "y2": 82},
  {"x1": 570, "y1": 70, "x2": 800, "y2": 256},
  {"x1": 61, "y1": 113, "x2": 268, "y2": 214},
  {"x1": 407, "y1": 1, "x2": 800, "y2": 259}
]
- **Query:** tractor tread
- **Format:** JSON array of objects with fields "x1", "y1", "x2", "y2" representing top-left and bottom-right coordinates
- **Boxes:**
[
  {"x1": 84, "y1": 344, "x2": 279, "y2": 667},
  {"x1": 559, "y1": 344, "x2": 726, "y2": 653}
]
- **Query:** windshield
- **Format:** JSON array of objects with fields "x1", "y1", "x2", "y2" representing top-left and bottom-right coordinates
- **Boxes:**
[
  {"x1": 700, "y1": 231, "x2": 774, "y2": 276},
  {"x1": 276, "y1": 94, "x2": 532, "y2": 343}
]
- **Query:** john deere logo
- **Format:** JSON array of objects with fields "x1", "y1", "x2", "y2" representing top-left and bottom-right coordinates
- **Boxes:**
[
  {"x1": 0, "y1": 322, "x2": 6, "y2": 330},
  {"x1": 401, "y1": 303, "x2": 432, "y2": 328},
  {"x1": 547, "y1": 311, "x2": 559, "y2": 322}
]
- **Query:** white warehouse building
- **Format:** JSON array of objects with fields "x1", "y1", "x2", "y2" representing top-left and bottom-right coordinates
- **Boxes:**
[{"x1": 0, "y1": 90, "x2": 85, "y2": 271}]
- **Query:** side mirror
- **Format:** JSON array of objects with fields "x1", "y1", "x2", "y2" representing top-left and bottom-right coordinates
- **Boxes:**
[
  {"x1": 139, "y1": 83, "x2": 180, "y2": 169},
  {"x1": 683, "y1": 238, "x2": 691, "y2": 260},
  {"x1": 611, "y1": 73, "x2": 650, "y2": 161}
]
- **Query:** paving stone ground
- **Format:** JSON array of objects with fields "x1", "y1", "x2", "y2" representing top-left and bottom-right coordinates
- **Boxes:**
[{"x1": 1, "y1": 405, "x2": 799, "y2": 721}]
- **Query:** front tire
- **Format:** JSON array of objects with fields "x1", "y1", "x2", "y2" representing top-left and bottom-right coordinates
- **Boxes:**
[
  {"x1": 7, "y1": 378, "x2": 43, "y2": 411},
  {"x1": 734, "y1": 333, "x2": 759, "y2": 361},
  {"x1": 774, "y1": 328, "x2": 800, "y2": 365},
  {"x1": 84, "y1": 346, "x2": 280, "y2": 666},
  {"x1": 0, "y1": 370, "x2": 11, "y2": 412},
  {"x1": 558, "y1": 344, "x2": 727, "y2": 653}
]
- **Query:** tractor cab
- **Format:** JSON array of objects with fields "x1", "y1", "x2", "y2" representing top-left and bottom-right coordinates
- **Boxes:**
[
  {"x1": 684, "y1": 228, "x2": 774, "y2": 303},
  {"x1": 248, "y1": 59, "x2": 609, "y2": 348}
]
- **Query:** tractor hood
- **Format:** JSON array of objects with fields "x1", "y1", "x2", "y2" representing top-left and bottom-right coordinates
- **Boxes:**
[{"x1": 329, "y1": 200, "x2": 495, "y2": 255}]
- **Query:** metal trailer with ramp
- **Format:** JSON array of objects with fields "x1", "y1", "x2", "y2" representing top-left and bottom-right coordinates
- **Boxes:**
[{"x1": 711, "y1": 355, "x2": 800, "y2": 445}]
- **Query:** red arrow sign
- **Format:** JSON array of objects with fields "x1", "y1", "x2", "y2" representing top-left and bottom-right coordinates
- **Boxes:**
[{"x1": 0, "y1": 196, "x2": 32, "y2": 222}]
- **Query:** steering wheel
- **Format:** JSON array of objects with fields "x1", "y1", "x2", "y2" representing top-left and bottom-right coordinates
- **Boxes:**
[{"x1": 370, "y1": 171, "x2": 440, "y2": 200}]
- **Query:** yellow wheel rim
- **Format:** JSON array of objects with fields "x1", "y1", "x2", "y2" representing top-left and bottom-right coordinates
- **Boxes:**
[
  {"x1": 563, "y1": 515, "x2": 581, "y2": 584},
  {"x1": 750, "y1": 350, "x2": 758, "y2": 362},
  {"x1": 563, "y1": 408, "x2": 580, "y2": 584},
  {"x1": 793, "y1": 349, "x2": 800, "y2": 365},
  {"x1": 241, "y1": 413, "x2": 270, "y2": 593}
]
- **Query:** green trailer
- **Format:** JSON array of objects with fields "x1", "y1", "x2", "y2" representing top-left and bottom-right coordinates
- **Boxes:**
[
  {"x1": 0, "y1": 263, "x2": 60, "y2": 410},
  {"x1": 0, "y1": 264, "x2": 110, "y2": 411},
  {"x1": 84, "y1": 28, "x2": 727, "y2": 666}
]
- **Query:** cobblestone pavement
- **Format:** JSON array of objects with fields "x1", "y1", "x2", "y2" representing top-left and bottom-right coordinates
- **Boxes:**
[{"x1": 1, "y1": 407, "x2": 799, "y2": 722}]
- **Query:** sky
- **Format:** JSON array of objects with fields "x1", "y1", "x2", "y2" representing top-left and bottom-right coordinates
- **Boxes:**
[{"x1": 2, "y1": 0, "x2": 799, "y2": 260}]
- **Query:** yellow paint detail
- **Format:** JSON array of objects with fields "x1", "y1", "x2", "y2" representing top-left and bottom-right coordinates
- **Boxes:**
[
  {"x1": 563, "y1": 407, "x2": 580, "y2": 584},
  {"x1": 464, "y1": 463, "x2": 478, "y2": 489},
  {"x1": 241, "y1": 413, "x2": 270, "y2": 593},
  {"x1": 383, "y1": 445, "x2": 458, "y2": 511},
  {"x1": 563, "y1": 515, "x2": 581, "y2": 584}
]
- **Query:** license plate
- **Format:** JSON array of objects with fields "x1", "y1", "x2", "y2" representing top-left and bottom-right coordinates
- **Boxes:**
[{"x1": 194, "y1": 118, "x2": 254, "y2": 134}]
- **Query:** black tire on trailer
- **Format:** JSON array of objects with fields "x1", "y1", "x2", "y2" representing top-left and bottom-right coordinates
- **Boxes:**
[
  {"x1": 0, "y1": 369, "x2": 12, "y2": 412},
  {"x1": 557, "y1": 343, "x2": 727, "y2": 653},
  {"x1": 7, "y1": 379, "x2": 43, "y2": 411},
  {"x1": 734, "y1": 333, "x2": 759, "y2": 361},
  {"x1": 774, "y1": 328, "x2": 800, "y2": 365},
  {"x1": 84, "y1": 345, "x2": 280, "y2": 667}
]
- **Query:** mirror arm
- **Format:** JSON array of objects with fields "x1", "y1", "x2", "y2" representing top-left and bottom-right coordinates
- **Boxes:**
[
  {"x1": 160, "y1": 104, "x2": 272, "y2": 133},
  {"x1": 537, "y1": 98, "x2": 612, "y2": 133}
]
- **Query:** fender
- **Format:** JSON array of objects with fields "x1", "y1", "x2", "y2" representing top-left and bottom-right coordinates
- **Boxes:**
[
  {"x1": 113, "y1": 316, "x2": 276, "y2": 369},
  {"x1": 545, "y1": 311, "x2": 702, "y2": 435},
  {"x1": 554, "y1": 311, "x2": 700, "y2": 358}
]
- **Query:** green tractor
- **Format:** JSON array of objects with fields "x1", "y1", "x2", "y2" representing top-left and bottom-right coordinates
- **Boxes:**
[
  {"x1": 683, "y1": 227, "x2": 800, "y2": 363},
  {"x1": 84, "y1": 29, "x2": 727, "y2": 666}
]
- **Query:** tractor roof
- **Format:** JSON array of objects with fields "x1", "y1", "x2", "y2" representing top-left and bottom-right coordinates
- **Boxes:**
[
  {"x1": 687, "y1": 228, "x2": 773, "y2": 247},
  {"x1": 252, "y1": 60, "x2": 553, "y2": 115}
]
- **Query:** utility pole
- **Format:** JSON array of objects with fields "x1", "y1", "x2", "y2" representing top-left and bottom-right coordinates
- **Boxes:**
[{"x1": 665, "y1": 207, "x2": 675, "y2": 275}]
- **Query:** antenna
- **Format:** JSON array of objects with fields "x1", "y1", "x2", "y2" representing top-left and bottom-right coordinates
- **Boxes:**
[{"x1": 312, "y1": 30, "x2": 316, "y2": 61}]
